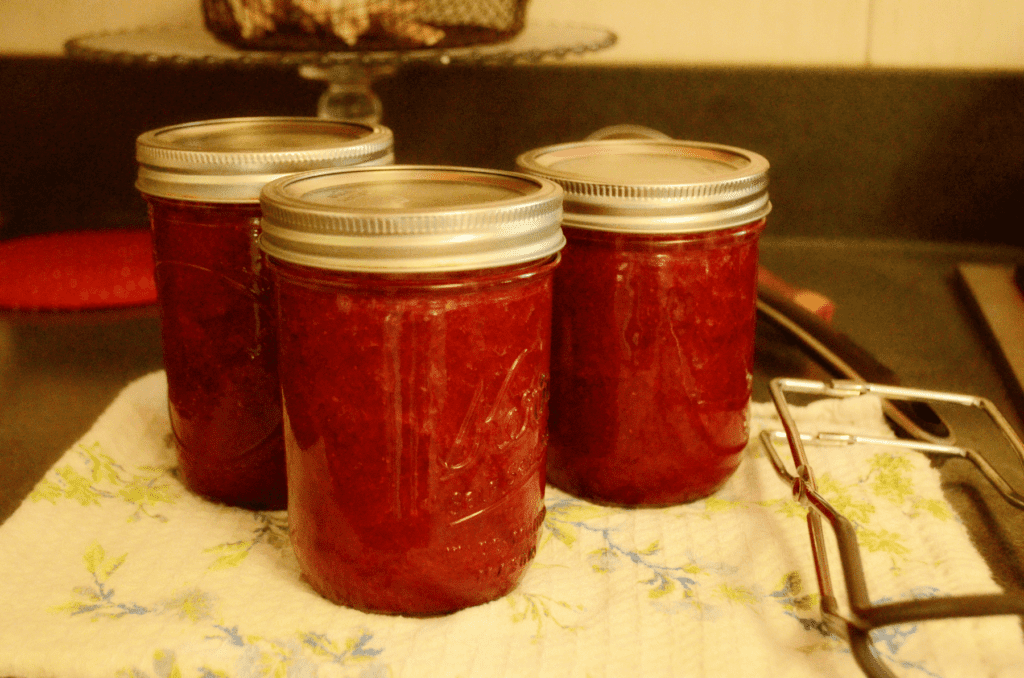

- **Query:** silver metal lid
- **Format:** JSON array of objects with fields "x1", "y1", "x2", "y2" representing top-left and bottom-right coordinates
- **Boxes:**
[
  {"x1": 135, "y1": 117, "x2": 394, "y2": 203},
  {"x1": 516, "y1": 139, "x2": 770, "y2": 233},
  {"x1": 259, "y1": 165, "x2": 565, "y2": 273}
]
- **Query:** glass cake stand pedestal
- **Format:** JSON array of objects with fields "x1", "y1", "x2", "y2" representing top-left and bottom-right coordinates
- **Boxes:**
[{"x1": 65, "y1": 22, "x2": 617, "y2": 123}]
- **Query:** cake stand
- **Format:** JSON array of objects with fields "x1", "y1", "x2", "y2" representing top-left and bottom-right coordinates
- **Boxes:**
[{"x1": 65, "y1": 22, "x2": 617, "y2": 123}]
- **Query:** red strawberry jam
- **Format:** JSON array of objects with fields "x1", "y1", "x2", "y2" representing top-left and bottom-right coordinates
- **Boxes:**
[
  {"x1": 259, "y1": 165, "x2": 565, "y2": 614},
  {"x1": 137, "y1": 117, "x2": 394, "y2": 509},
  {"x1": 518, "y1": 137, "x2": 771, "y2": 506},
  {"x1": 273, "y1": 260, "x2": 556, "y2": 615},
  {"x1": 547, "y1": 222, "x2": 764, "y2": 506},
  {"x1": 148, "y1": 197, "x2": 285, "y2": 509}
]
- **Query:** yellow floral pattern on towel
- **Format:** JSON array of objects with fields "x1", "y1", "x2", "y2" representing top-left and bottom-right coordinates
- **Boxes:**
[
  {"x1": 30, "y1": 440, "x2": 180, "y2": 522},
  {"x1": 0, "y1": 372, "x2": 1021, "y2": 678},
  {"x1": 54, "y1": 540, "x2": 387, "y2": 678}
]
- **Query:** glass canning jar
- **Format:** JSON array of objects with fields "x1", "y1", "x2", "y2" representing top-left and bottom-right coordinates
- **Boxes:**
[
  {"x1": 258, "y1": 165, "x2": 565, "y2": 615},
  {"x1": 135, "y1": 117, "x2": 394, "y2": 510},
  {"x1": 517, "y1": 139, "x2": 771, "y2": 507}
]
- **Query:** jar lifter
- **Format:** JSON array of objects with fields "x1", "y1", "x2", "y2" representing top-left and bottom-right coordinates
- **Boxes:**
[{"x1": 759, "y1": 377, "x2": 1024, "y2": 678}]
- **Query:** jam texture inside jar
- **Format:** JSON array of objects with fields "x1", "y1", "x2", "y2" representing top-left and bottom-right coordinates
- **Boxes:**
[
  {"x1": 273, "y1": 259, "x2": 555, "y2": 615},
  {"x1": 259, "y1": 165, "x2": 565, "y2": 615},
  {"x1": 137, "y1": 117, "x2": 394, "y2": 509},
  {"x1": 518, "y1": 137, "x2": 771, "y2": 507},
  {"x1": 548, "y1": 222, "x2": 764, "y2": 506},
  {"x1": 149, "y1": 197, "x2": 285, "y2": 508}
]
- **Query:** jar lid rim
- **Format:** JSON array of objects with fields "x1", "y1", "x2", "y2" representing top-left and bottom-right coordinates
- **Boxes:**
[
  {"x1": 135, "y1": 117, "x2": 395, "y2": 202},
  {"x1": 516, "y1": 138, "x2": 769, "y2": 186},
  {"x1": 516, "y1": 138, "x2": 769, "y2": 232},
  {"x1": 259, "y1": 165, "x2": 566, "y2": 272}
]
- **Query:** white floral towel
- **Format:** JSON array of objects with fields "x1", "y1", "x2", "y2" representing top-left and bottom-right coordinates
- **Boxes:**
[{"x1": 1, "y1": 371, "x2": 1022, "y2": 678}]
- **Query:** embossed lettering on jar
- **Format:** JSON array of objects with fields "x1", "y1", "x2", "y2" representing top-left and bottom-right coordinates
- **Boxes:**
[
  {"x1": 259, "y1": 165, "x2": 565, "y2": 615},
  {"x1": 136, "y1": 117, "x2": 393, "y2": 510},
  {"x1": 518, "y1": 139, "x2": 771, "y2": 507}
]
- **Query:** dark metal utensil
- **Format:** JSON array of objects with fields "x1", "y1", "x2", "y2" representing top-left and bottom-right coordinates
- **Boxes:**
[{"x1": 757, "y1": 282, "x2": 955, "y2": 444}]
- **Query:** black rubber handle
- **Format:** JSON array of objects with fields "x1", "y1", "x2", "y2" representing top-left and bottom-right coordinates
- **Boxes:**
[{"x1": 757, "y1": 282, "x2": 953, "y2": 443}]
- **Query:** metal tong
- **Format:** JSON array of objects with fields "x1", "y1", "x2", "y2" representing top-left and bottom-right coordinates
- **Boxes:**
[{"x1": 759, "y1": 377, "x2": 1024, "y2": 678}]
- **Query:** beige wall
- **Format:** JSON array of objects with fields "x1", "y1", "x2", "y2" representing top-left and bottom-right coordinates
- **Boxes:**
[{"x1": 2, "y1": 0, "x2": 1023, "y2": 69}]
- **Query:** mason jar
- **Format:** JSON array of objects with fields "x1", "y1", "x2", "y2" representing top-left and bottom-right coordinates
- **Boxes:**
[
  {"x1": 517, "y1": 139, "x2": 770, "y2": 506},
  {"x1": 259, "y1": 165, "x2": 564, "y2": 615},
  {"x1": 136, "y1": 117, "x2": 393, "y2": 510}
]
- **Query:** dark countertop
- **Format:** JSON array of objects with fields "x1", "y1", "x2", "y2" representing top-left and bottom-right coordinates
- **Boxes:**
[{"x1": 2, "y1": 236, "x2": 1023, "y2": 595}]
